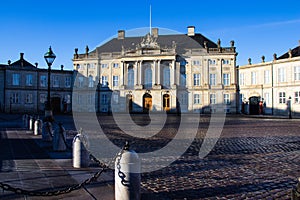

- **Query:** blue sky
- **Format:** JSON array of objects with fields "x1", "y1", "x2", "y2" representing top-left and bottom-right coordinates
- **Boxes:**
[{"x1": 0, "y1": 0, "x2": 299, "y2": 70}]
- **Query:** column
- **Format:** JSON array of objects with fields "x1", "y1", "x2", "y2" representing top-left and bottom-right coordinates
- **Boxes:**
[
  {"x1": 157, "y1": 60, "x2": 161, "y2": 85},
  {"x1": 139, "y1": 61, "x2": 143, "y2": 85},
  {"x1": 121, "y1": 61, "x2": 125, "y2": 86},
  {"x1": 171, "y1": 60, "x2": 175, "y2": 86},
  {"x1": 134, "y1": 61, "x2": 138, "y2": 85},
  {"x1": 152, "y1": 60, "x2": 156, "y2": 85}
]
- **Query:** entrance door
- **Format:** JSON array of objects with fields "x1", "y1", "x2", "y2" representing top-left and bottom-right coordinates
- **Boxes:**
[
  {"x1": 126, "y1": 94, "x2": 133, "y2": 113},
  {"x1": 51, "y1": 97, "x2": 61, "y2": 114},
  {"x1": 143, "y1": 93, "x2": 152, "y2": 112},
  {"x1": 163, "y1": 94, "x2": 170, "y2": 112},
  {"x1": 249, "y1": 96, "x2": 260, "y2": 115}
]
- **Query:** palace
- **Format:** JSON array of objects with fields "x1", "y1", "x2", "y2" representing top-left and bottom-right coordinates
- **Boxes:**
[{"x1": 72, "y1": 26, "x2": 239, "y2": 113}]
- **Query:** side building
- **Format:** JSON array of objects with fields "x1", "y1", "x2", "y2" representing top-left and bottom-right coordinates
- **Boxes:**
[
  {"x1": 239, "y1": 41, "x2": 300, "y2": 116},
  {"x1": 0, "y1": 53, "x2": 75, "y2": 114},
  {"x1": 72, "y1": 26, "x2": 239, "y2": 113}
]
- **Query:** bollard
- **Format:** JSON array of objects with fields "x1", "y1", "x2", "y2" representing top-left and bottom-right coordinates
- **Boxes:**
[
  {"x1": 34, "y1": 118, "x2": 42, "y2": 136},
  {"x1": 292, "y1": 177, "x2": 300, "y2": 200},
  {"x1": 115, "y1": 142, "x2": 141, "y2": 200},
  {"x1": 53, "y1": 122, "x2": 67, "y2": 151},
  {"x1": 42, "y1": 121, "x2": 53, "y2": 142},
  {"x1": 73, "y1": 129, "x2": 89, "y2": 168},
  {"x1": 29, "y1": 116, "x2": 35, "y2": 131}
]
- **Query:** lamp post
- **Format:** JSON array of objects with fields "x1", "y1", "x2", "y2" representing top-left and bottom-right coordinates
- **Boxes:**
[{"x1": 44, "y1": 46, "x2": 56, "y2": 122}]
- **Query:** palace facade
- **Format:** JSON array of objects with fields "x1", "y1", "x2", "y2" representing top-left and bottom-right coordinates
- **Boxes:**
[
  {"x1": 72, "y1": 26, "x2": 239, "y2": 113},
  {"x1": 239, "y1": 41, "x2": 300, "y2": 116}
]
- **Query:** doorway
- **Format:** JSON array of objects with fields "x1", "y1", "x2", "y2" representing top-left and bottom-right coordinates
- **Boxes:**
[
  {"x1": 143, "y1": 93, "x2": 152, "y2": 112},
  {"x1": 126, "y1": 94, "x2": 133, "y2": 113},
  {"x1": 163, "y1": 94, "x2": 170, "y2": 112},
  {"x1": 249, "y1": 96, "x2": 260, "y2": 115}
]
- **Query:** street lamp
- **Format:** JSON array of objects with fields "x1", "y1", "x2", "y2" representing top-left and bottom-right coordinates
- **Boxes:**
[{"x1": 44, "y1": 46, "x2": 56, "y2": 121}]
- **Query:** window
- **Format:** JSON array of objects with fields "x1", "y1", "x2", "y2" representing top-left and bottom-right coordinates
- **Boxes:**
[
  {"x1": 209, "y1": 74, "x2": 216, "y2": 86},
  {"x1": 251, "y1": 72, "x2": 257, "y2": 85},
  {"x1": 193, "y1": 74, "x2": 201, "y2": 86},
  {"x1": 87, "y1": 93, "x2": 94, "y2": 104},
  {"x1": 26, "y1": 74, "x2": 33, "y2": 86},
  {"x1": 77, "y1": 94, "x2": 83, "y2": 104},
  {"x1": 239, "y1": 73, "x2": 244, "y2": 86},
  {"x1": 180, "y1": 93, "x2": 188, "y2": 105},
  {"x1": 65, "y1": 77, "x2": 71, "y2": 88},
  {"x1": 102, "y1": 76, "x2": 108, "y2": 86},
  {"x1": 78, "y1": 77, "x2": 84, "y2": 87},
  {"x1": 128, "y1": 66, "x2": 134, "y2": 88},
  {"x1": 222, "y1": 59, "x2": 230, "y2": 65},
  {"x1": 180, "y1": 65, "x2": 186, "y2": 87},
  {"x1": 11, "y1": 93, "x2": 19, "y2": 103},
  {"x1": 210, "y1": 93, "x2": 216, "y2": 104},
  {"x1": 88, "y1": 75, "x2": 94, "y2": 87},
  {"x1": 76, "y1": 64, "x2": 81, "y2": 70},
  {"x1": 295, "y1": 91, "x2": 300, "y2": 104},
  {"x1": 279, "y1": 92, "x2": 286, "y2": 104},
  {"x1": 264, "y1": 93, "x2": 270, "y2": 106},
  {"x1": 294, "y1": 66, "x2": 300, "y2": 81},
  {"x1": 101, "y1": 63, "x2": 108, "y2": 68},
  {"x1": 113, "y1": 94, "x2": 119, "y2": 104},
  {"x1": 278, "y1": 68, "x2": 286, "y2": 82},
  {"x1": 40, "y1": 94, "x2": 46, "y2": 103},
  {"x1": 163, "y1": 67, "x2": 170, "y2": 87},
  {"x1": 113, "y1": 76, "x2": 119, "y2": 87},
  {"x1": 40, "y1": 75, "x2": 47, "y2": 87},
  {"x1": 12, "y1": 74, "x2": 20, "y2": 86},
  {"x1": 144, "y1": 67, "x2": 152, "y2": 89},
  {"x1": 264, "y1": 70, "x2": 270, "y2": 84},
  {"x1": 25, "y1": 93, "x2": 33, "y2": 104},
  {"x1": 53, "y1": 76, "x2": 59, "y2": 87},
  {"x1": 101, "y1": 94, "x2": 108, "y2": 104},
  {"x1": 194, "y1": 94, "x2": 201, "y2": 104},
  {"x1": 87, "y1": 63, "x2": 95, "y2": 69},
  {"x1": 113, "y1": 63, "x2": 119, "y2": 68},
  {"x1": 209, "y1": 59, "x2": 216, "y2": 65},
  {"x1": 223, "y1": 94, "x2": 230, "y2": 105},
  {"x1": 192, "y1": 60, "x2": 200, "y2": 66},
  {"x1": 223, "y1": 73, "x2": 230, "y2": 86}
]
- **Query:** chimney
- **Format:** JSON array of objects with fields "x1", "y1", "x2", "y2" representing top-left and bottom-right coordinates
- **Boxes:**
[
  {"x1": 20, "y1": 53, "x2": 24, "y2": 60},
  {"x1": 118, "y1": 30, "x2": 125, "y2": 40},
  {"x1": 152, "y1": 28, "x2": 158, "y2": 37},
  {"x1": 35, "y1": 62, "x2": 38, "y2": 68},
  {"x1": 61, "y1": 65, "x2": 64, "y2": 70},
  {"x1": 187, "y1": 26, "x2": 195, "y2": 36}
]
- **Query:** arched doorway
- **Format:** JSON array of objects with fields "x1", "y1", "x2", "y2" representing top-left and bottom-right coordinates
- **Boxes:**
[
  {"x1": 163, "y1": 94, "x2": 170, "y2": 112},
  {"x1": 126, "y1": 94, "x2": 133, "y2": 113},
  {"x1": 249, "y1": 96, "x2": 260, "y2": 115},
  {"x1": 143, "y1": 93, "x2": 152, "y2": 112}
]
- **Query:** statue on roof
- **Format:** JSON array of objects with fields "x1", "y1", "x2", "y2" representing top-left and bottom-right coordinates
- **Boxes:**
[{"x1": 140, "y1": 33, "x2": 160, "y2": 49}]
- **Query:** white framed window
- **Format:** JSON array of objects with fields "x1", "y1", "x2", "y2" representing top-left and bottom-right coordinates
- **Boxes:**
[
  {"x1": 193, "y1": 73, "x2": 201, "y2": 86},
  {"x1": 209, "y1": 74, "x2": 216, "y2": 86},
  {"x1": 294, "y1": 66, "x2": 300, "y2": 81},
  {"x1": 180, "y1": 93, "x2": 188, "y2": 105},
  {"x1": 295, "y1": 91, "x2": 300, "y2": 104},
  {"x1": 102, "y1": 76, "x2": 108, "y2": 86},
  {"x1": 53, "y1": 75, "x2": 59, "y2": 87},
  {"x1": 12, "y1": 74, "x2": 20, "y2": 86},
  {"x1": 26, "y1": 74, "x2": 33, "y2": 86},
  {"x1": 11, "y1": 93, "x2": 19, "y2": 103},
  {"x1": 279, "y1": 92, "x2": 286, "y2": 104},
  {"x1": 192, "y1": 60, "x2": 200, "y2": 66},
  {"x1": 223, "y1": 73, "x2": 230, "y2": 86},
  {"x1": 40, "y1": 94, "x2": 46, "y2": 103},
  {"x1": 113, "y1": 63, "x2": 119, "y2": 68},
  {"x1": 264, "y1": 70, "x2": 270, "y2": 84},
  {"x1": 223, "y1": 94, "x2": 230, "y2": 105},
  {"x1": 251, "y1": 71, "x2": 257, "y2": 85},
  {"x1": 264, "y1": 93, "x2": 270, "y2": 106},
  {"x1": 101, "y1": 63, "x2": 108, "y2": 68},
  {"x1": 222, "y1": 59, "x2": 230, "y2": 65},
  {"x1": 128, "y1": 66, "x2": 134, "y2": 88},
  {"x1": 278, "y1": 68, "x2": 286, "y2": 83},
  {"x1": 25, "y1": 93, "x2": 33, "y2": 104},
  {"x1": 209, "y1": 59, "x2": 216, "y2": 65},
  {"x1": 113, "y1": 75, "x2": 119, "y2": 87},
  {"x1": 210, "y1": 93, "x2": 216, "y2": 104},
  {"x1": 113, "y1": 94, "x2": 119, "y2": 104},
  {"x1": 87, "y1": 93, "x2": 94, "y2": 104},
  {"x1": 40, "y1": 75, "x2": 47, "y2": 87},
  {"x1": 88, "y1": 75, "x2": 94, "y2": 87},
  {"x1": 239, "y1": 73, "x2": 244, "y2": 86},
  {"x1": 194, "y1": 94, "x2": 201, "y2": 104},
  {"x1": 77, "y1": 94, "x2": 83, "y2": 105},
  {"x1": 65, "y1": 77, "x2": 71, "y2": 88},
  {"x1": 180, "y1": 65, "x2": 186, "y2": 87}
]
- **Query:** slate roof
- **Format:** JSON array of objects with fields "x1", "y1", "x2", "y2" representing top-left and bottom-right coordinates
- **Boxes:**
[
  {"x1": 93, "y1": 33, "x2": 217, "y2": 54},
  {"x1": 278, "y1": 45, "x2": 300, "y2": 60}
]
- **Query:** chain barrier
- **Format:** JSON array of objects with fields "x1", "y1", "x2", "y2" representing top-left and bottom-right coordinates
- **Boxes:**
[{"x1": 0, "y1": 131, "x2": 127, "y2": 197}]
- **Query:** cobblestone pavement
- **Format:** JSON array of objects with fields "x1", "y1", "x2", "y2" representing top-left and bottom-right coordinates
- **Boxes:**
[{"x1": 1, "y1": 113, "x2": 300, "y2": 199}]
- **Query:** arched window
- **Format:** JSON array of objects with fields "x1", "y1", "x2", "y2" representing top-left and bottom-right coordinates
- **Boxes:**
[
  {"x1": 128, "y1": 66, "x2": 134, "y2": 89},
  {"x1": 144, "y1": 67, "x2": 152, "y2": 89},
  {"x1": 163, "y1": 67, "x2": 170, "y2": 88},
  {"x1": 180, "y1": 65, "x2": 186, "y2": 87}
]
